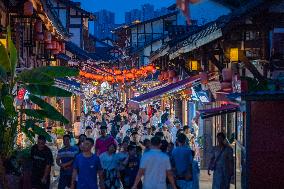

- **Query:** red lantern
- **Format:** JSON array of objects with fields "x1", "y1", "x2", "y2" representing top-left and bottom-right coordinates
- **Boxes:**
[
  {"x1": 168, "y1": 70, "x2": 176, "y2": 78},
  {"x1": 51, "y1": 41, "x2": 57, "y2": 50},
  {"x1": 61, "y1": 43, "x2": 65, "y2": 52},
  {"x1": 126, "y1": 73, "x2": 134, "y2": 81},
  {"x1": 24, "y1": 1, "x2": 33, "y2": 16},
  {"x1": 158, "y1": 74, "x2": 164, "y2": 81},
  {"x1": 116, "y1": 75, "x2": 125, "y2": 83},
  {"x1": 44, "y1": 31, "x2": 51, "y2": 43},
  {"x1": 222, "y1": 68, "x2": 233, "y2": 82},
  {"x1": 183, "y1": 89, "x2": 192, "y2": 95},
  {"x1": 114, "y1": 69, "x2": 122, "y2": 75},
  {"x1": 34, "y1": 20, "x2": 42, "y2": 33},
  {"x1": 163, "y1": 71, "x2": 169, "y2": 80},
  {"x1": 168, "y1": 77, "x2": 173, "y2": 83},
  {"x1": 130, "y1": 68, "x2": 137, "y2": 74}
]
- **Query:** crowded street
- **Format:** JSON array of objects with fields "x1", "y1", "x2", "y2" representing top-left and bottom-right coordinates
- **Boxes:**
[{"x1": 1, "y1": 0, "x2": 284, "y2": 189}]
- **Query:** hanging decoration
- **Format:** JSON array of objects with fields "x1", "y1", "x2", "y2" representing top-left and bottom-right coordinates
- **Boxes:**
[{"x1": 79, "y1": 65, "x2": 156, "y2": 84}]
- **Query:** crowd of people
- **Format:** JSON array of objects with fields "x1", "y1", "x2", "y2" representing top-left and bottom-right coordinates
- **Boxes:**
[{"x1": 29, "y1": 91, "x2": 233, "y2": 189}]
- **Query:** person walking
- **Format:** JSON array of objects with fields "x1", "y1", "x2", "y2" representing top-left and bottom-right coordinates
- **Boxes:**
[
  {"x1": 56, "y1": 134, "x2": 78, "y2": 189},
  {"x1": 122, "y1": 145, "x2": 142, "y2": 189},
  {"x1": 95, "y1": 126, "x2": 117, "y2": 155},
  {"x1": 30, "y1": 135, "x2": 54, "y2": 189},
  {"x1": 208, "y1": 132, "x2": 234, "y2": 189},
  {"x1": 71, "y1": 138, "x2": 104, "y2": 189},
  {"x1": 131, "y1": 136, "x2": 177, "y2": 189},
  {"x1": 171, "y1": 133, "x2": 193, "y2": 189},
  {"x1": 99, "y1": 143, "x2": 122, "y2": 189}
]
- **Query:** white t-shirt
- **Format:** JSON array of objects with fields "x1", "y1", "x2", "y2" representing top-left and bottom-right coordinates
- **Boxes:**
[{"x1": 140, "y1": 149, "x2": 171, "y2": 189}]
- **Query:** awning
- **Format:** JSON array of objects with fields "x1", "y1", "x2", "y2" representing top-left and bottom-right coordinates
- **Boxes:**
[
  {"x1": 199, "y1": 104, "x2": 239, "y2": 119},
  {"x1": 130, "y1": 75, "x2": 200, "y2": 104},
  {"x1": 55, "y1": 78, "x2": 83, "y2": 95}
]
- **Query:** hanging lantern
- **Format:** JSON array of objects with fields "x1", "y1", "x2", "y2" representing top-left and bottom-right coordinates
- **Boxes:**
[
  {"x1": 222, "y1": 68, "x2": 233, "y2": 82},
  {"x1": 145, "y1": 65, "x2": 155, "y2": 73},
  {"x1": 51, "y1": 41, "x2": 57, "y2": 50},
  {"x1": 44, "y1": 31, "x2": 51, "y2": 43},
  {"x1": 116, "y1": 75, "x2": 125, "y2": 83},
  {"x1": 35, "y1": 33, "x2": 44, "y2": 41},
  {"x1": 126, "y1": 73, "x2": 134, "y2": 81},
  {"x1": 130, "y1": 68, "x2": 137, "y2": 74},
  {"x1": 168, "y1": 70, "x2": 176, "y2": 78},
  {"x1": 105, "y1": 75, "x2": 114, "y2": 83},
  {"x1": 168, "y1": 77, "x2": 173, "y2": 83},
  {"x1": 34, "y1": 20, "x2": 42, "y2": 33},
  {"x1": 158, "y1": 74, "x2": 164, "y2": 81},
  {"x1": 114, "y1": 69, "x2": 122, "y2": 75},
  {"x1": 183, "y1": 89, "x2": 192, "y2": 95},
  {"x1": 56, "y1": 41, "x2": 61, "y2": 52},
  {"x1": 61, "y1": 43, "x2": 65, "y2": 52},
  {"x1": 122, "y1": 70, "x2": 128, "y2": 74},
  {"x1": 24, "y1": 1, "x2": 33, "y2": 16},
  {"x1": 163, "y1": 71, "x2": 169, "y2": 80}
]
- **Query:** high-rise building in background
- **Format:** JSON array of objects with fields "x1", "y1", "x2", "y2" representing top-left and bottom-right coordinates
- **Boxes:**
[
  {"x1": 125, "y1": 9, "x2": 142, "y2": 24},
  {"x1": 125, "y1": 4, "x2": 170, "y2": 24},
  {"x1": 94, "y1": 9, "x2": 117, "y2": 39},
  {"x1": 141, "y1": 4, "x2": 155, "y2": 21}
]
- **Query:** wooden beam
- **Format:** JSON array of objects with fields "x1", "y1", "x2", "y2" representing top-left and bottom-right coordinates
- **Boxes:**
[{"x1": 208, "y1": 53, "x2": 224, "y2": 72}]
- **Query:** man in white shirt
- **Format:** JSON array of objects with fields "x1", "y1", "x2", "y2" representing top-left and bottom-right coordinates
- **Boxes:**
[{"x1": 132, "y1": 136, "x2": 177, "y2": 189}]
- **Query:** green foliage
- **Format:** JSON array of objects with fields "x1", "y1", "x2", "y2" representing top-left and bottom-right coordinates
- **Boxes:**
[
  {"x1": 0, "y1": 26, "x2": 79, "y2": 158},
  {"x1": 17, "y1": 69, "x2": 54, "y2": 85},
  {"x1": 54, "y1": 127, "x2": 65, "y2": 136},
  {"x1": 32, "y1": 66, "x2": 79, "y2": 78},
  {"x1": 0, "y1": 42, "x2": 10, "y2": 72},
  {"x1": 26, "y1": 84, "x2": 72, "y2": 97}
]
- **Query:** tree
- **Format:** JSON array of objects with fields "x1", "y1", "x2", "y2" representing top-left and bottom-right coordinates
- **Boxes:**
[{"x1": 0, "y1": 27, "x2": 79, "y2": 159}]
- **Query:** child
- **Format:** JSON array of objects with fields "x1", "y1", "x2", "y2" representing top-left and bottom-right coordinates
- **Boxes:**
[{"x1": 192, "y1": 150, "x2": 200, "y2": 189}]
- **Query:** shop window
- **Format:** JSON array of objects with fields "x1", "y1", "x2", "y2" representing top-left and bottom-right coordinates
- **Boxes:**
[
  {"x1": 245, "y1": 48, "x2": 260, "y2": 58},
  {"x1": 245, "y1": 31, "x2": 260, "y2": 41}
]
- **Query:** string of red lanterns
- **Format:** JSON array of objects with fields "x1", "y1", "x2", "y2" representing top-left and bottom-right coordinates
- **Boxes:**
[{"x1": 79, "y1": 65, "x2": 156, "y2": 84}]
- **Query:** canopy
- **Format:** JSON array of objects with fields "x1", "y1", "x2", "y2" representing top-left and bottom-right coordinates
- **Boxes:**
[
  {"x1": 130, "y1": 75, "x2": 200, "y2": 104},
  {"x1": 199, "y1": 104, "x2": 239, "y2": 119}
]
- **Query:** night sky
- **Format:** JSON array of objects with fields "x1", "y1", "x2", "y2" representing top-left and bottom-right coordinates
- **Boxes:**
[{"x1": 77, "y1": 0, "x2": 175, "y2": 23}]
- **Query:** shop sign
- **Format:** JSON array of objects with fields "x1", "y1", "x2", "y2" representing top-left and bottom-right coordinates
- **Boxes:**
[
  {"x1": 197, "y1": 91, "x2": 210, "y2": 103},
  {"x1": 17, "y1": 88, "x2": 26, "y2": 100}
]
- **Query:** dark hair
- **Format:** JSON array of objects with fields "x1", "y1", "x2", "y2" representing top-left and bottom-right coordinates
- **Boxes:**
[
  {"x1": 160, "y1": 140, "x2": 168, "y2": 153},
  {"x1": 155, "y1": 131, "x2": 164, "y2": 139},
  {"x1": 177, "y1": 133, "x2": 187, "y2": 144},
  {"x1": 63, "y1": 134, "x2": 71, "y2": 140},
  {"x1": 131, "y1": 131, "x2": 138, "y2": 136},
  {"x1": 86, "y1": 126, "x2": 92, "y2": 130},
  {"x1": 151, "y1": 136, "x2": 161, "y2": 146},
  {"x1": 183, "y1": 125, "x2": 189, "y2": 130},
  {"x1": 85, "y1": 138, "x2": 95, "y2": 145},
  {"x1": 217, "y1": 132, "x2": 226, "y2": 140},
  {"x1": 191, "y1": 150, "x2": 195, "y2": 158},
  {"x1": 143, "y1": 139, "x2": 150, "y2": 146},
  {"x1": 38, "y1": 135, "x2": 46, "y2": 142}
]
